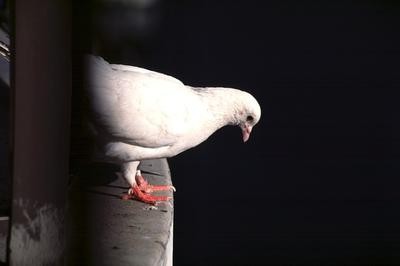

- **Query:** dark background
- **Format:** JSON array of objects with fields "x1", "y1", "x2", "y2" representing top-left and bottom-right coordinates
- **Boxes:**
[{"x1": 75, "y1": 1, "x2": 400, "y2": 265}]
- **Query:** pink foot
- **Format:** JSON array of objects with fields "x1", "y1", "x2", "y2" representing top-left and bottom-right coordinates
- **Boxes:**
[
  {"x1": 122, "y1": 185, "x2": 172, "y2": 205},
  {"x1": 136, "y1": 174, "x2": 176, "y2": 193},
  {"x1": 121, "y1": 174, "x2": 175, "y2": 205}
]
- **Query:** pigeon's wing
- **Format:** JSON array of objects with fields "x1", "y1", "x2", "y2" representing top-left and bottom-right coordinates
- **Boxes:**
[{"x1": 86, "y1": 55, "x2": 201, "y2": 148}]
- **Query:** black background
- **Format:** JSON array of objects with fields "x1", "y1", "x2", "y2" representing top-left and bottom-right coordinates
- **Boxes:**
[{"x1": 77, "y1": 1, "x2": 400, "y2": 264}]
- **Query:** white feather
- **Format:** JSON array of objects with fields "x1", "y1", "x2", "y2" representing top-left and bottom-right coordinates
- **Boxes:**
[{"x1": 85, "y1": 55, "x2": 261, "y2": 176}]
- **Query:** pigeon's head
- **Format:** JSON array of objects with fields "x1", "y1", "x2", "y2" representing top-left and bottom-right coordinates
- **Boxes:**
[{"x1": 236, "y1": 91, "x2": 261, "y2": 142}]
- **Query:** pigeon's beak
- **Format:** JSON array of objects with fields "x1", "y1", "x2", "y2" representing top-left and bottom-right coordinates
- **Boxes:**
[{"x1": 242, "y1": 124, "x2": 253, "y2": 143}]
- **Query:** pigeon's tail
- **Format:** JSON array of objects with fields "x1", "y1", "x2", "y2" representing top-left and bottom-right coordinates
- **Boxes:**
[
  {"x1": 84, "y1": 54, "x2": 110, "y2": 74},
  {"x1": 84, "y1": 54, "x2": 108, "y2": 66},
  {"x1": 84, "y1": 54, "x2": 119, "y2": 121},
  {"x1": 84, "y1": 54, "x2": 112, "y2": 89}
]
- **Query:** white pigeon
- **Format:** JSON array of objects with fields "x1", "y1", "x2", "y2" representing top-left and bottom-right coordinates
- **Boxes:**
[{"x1": 85, "y1": 55, "x2": 261, "y2": 204}]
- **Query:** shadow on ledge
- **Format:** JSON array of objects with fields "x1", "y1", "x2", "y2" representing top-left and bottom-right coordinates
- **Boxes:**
[{"x1": 67, "y1": 159, "x2": 174, "y2": 266}]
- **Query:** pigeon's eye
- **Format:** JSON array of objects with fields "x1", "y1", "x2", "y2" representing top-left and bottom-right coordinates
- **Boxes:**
[{"x1": 246, "y1": 115, "x2": 254, "y2": 122}]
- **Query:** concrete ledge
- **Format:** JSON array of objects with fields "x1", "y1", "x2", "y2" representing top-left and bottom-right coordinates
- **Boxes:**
[
  {"x1": 0, "y1": 216, "x2": 8, "y2": 264},
  {"x1": 67, "y1": 159, "x2": 174, "y2": 265}
]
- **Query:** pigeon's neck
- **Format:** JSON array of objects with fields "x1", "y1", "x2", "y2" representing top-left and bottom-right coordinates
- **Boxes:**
[{"x1": 200, "y1": 87, "x2": 243, "y2": 129}]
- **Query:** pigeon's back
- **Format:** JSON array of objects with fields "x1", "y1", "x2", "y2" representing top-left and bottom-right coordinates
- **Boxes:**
[{"x1": 84, "y1": 55, "x2": 203, "y2": 148}]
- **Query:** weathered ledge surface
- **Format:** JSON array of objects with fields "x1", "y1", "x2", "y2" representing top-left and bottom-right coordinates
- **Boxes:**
[
  {"x1": 67, "y1": 159, "x2": 174, "y2": 266},
  {"x1": 0, "y1": 216, "x2": 8, "y2": 264}
]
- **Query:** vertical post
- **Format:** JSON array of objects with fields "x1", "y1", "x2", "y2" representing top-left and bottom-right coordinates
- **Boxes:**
[{"x1": 9, "y1": 0, "x2": 71, "y2": 265}]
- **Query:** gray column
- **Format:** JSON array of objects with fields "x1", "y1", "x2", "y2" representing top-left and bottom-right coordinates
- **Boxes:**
[{"x1": 9, "y1": 0, "x2": 71, "y2": 265}]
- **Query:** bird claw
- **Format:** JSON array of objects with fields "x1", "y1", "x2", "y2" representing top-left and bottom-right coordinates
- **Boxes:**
[
  {"x1": 122, "y1": 174, "x2": 174, "y2": 205},
  {"x1": 135, "y1": 174, "x2": 176, "y2": 193},
  {"x1": 129, "y1": 185, "x2": 172, "y2": 205}
]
